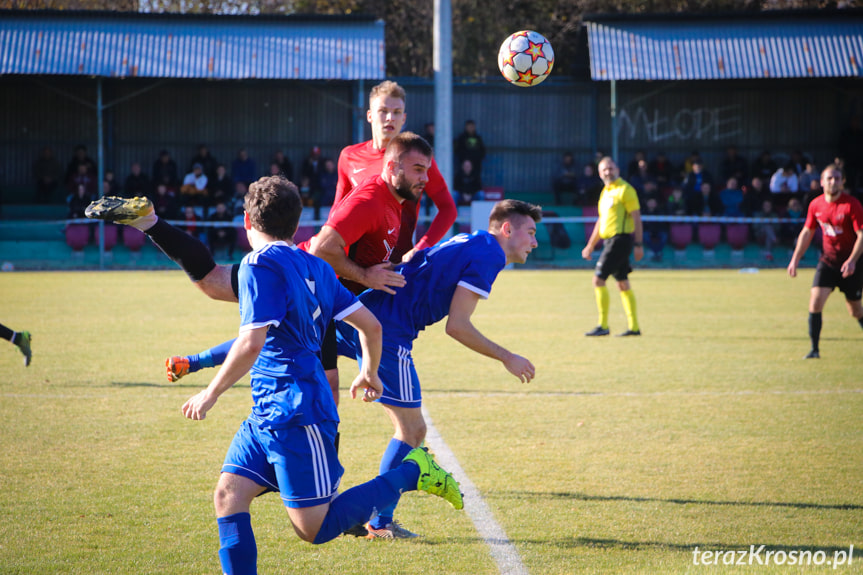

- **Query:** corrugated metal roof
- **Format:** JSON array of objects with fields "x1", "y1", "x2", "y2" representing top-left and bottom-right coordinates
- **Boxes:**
[
  {"x1": 585, "y1": 15, "x2": 863, "y2": 81},
  {"x1": 0, "y1": 11, "x2": 385, "y2": 80}
]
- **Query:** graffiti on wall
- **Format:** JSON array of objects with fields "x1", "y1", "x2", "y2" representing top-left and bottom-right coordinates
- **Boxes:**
[{"x1": 618, "y1": 105, "x2": 743, "y2": 143}]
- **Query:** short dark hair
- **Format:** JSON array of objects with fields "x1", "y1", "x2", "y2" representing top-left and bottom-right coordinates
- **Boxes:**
[
  {"x1": 244, "y1": 175, "x2": 302, "y2": 240},
  {"x1": 369, "y1": 80, "x2": 405, "y2": 104},
  {"x1": 489, "y1": 200, "x2": 542, "y2": 228},
  {"x1": 384, "y1": 131, "x2": 433, "y2": 164}
]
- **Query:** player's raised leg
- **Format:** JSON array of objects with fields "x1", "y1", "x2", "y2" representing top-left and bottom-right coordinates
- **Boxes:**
[{"x1": 85, "y1": 196, "x2": 236, "y2": 302}]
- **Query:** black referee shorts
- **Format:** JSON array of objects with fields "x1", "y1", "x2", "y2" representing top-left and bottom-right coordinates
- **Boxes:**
[{"x1": 595, "y1": 234, "x2": 633, "y2": 282}]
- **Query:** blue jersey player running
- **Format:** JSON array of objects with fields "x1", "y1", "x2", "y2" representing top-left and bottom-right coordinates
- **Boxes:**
[
  {"x1": 171, "y1": 199, "x2": 540, "y2": 539},
  {"x1": 180, "y1": 176, "x2": 462, "y2": 574}
]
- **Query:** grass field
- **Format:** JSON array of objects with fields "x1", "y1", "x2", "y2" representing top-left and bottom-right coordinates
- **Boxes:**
[{"x1": 1, "y1": 268, "x2": 861, "y2": 574}]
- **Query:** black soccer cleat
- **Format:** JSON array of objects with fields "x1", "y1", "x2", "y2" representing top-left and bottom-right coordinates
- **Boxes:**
[
  {"x1": 584, "y1": 326, "x2": 610, "y2": 337},
  {"x1": 804, "y1": 349, "x2": 820, "y2": 359},
  {"x1": 616, "y1": 330, "x2": 641, "y2": 337}
]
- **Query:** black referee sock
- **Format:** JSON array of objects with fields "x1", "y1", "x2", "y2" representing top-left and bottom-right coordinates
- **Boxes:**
[
  {"x1": 858, "y1": 317, "x2": 863, "y2": 331},
  {"x1": 0, "y1": 322, "x2": 14, "y2": 343},
  {"x1": 145, "y1": 219, "x2": 217, "y2": 281},
  {"x1": 808, "y1": 312, "x2": 822, "y2": 352}
]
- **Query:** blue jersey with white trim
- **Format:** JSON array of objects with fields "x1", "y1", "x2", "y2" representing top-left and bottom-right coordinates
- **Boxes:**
[
  {"x1": 238, "y1": 241, "x2": 361, "y2": 428},
  {"x1": 359, "y1": 230, "x2": 506, "y2": 342}
]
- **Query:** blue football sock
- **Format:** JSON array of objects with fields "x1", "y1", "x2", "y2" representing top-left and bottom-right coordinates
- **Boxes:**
[
  {"x1": 190, "y1": 338, "x2": 237, "y2": 372},
  {"x1": 369, "y1": 439, "x2": 414, "y2": 529},
  {"x1": 312, "y1": 464, "x2": 419, "y2": 544},
  {"x1": 217, "y1": 512, "x2": 257, "y2": 575}
]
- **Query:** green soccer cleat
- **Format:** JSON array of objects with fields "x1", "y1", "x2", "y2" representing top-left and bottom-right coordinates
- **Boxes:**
[
  {"x1": 85, "y1": 196, "x2": 154, "y2": 225},
  {"x1": 16, "y1": 331, "x2": 32, "y2": 367},
  {"x1": 403, "y1": 447, "x2": 464, "y2": 510}
]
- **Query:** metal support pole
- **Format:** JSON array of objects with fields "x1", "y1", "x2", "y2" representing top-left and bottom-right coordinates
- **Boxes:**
[
  {"x1": 433, "y1": 0, "x2": 453, "y2": 189},
  {"x1": 97, "y1": 78, "x2": 105, "y2": 270},
  {"x1": 610, "y1": 79, "x2": 618, "y2": 162}
]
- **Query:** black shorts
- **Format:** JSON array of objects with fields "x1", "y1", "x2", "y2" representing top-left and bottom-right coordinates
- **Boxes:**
[
  {"x1": 234, "y1": 262, "x2": 340, "y2": 369},
  {"x1": 812, "y1": 260, "x2": 863, "y2": 301},
  {"x1": 595, "y1": 234, "x2": 633, "y2": 282}
]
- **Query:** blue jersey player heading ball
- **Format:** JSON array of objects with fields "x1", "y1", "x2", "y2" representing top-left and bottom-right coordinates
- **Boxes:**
[
  {"x1": 172, "y1": 199, "x2": 541, "y2": 539},
  {"x1": 180, "y1": 175, "x2": 462, "y2": 574}
]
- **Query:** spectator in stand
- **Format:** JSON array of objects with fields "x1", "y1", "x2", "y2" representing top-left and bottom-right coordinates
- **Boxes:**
[
  {"x1": 181, "y1": 205, "x2": 200, "y2": 239},
  {"x1": 32, "y1": 146, "x2": 62, "y2": 204},
  {"x1": 687, "y1": 182, "x2": 722, "y2": 217},
  {"x1": 770, "y1": 163, "x2": 799, "y2": 194},
  {"x1": 209, "y1": 164, "x2": 233, "y2": 207},
  {"x1": 453, "y1": 158, "x2": 484, "y2": 206},
  {"x1": 152, "y1": 150, "x2": 179, "y2": 188},
  {"x1": 180, "y1": 163, "x2": 209, "y2": 206},
  {"x1": 206, "y1": 201, "x2": 235, "y2": 258},
  {"x1": 720, "y1": 145, "x2": 749, "y2": 184},
  {"x1": 790, "y1": 150, "x2": 807, "y2": 175},
  {"x1": 124, "y1": 162, "x2": 151, "y2": 199},
  {"x1": 315, "y1": 158, "x2": 338, "y2": 221},
  {"x1": 231, "y1": 148, "x2": 257, "y2": 186},
  {"x1": 65, "y1": 144, "x2": 96, "y2": 185},
  {"x1": 751, "y1": 150, "x2": 778, "y2": 181},
  {"x1": 189, "y1": 144, "x2": 219, "y2": 183},
  {"x1": 753, "y1": 199, "x2": 780, "y2": 261},
  {"x1": 681, "y1": 159, "x2": 713, "y2": 197},
  {"x1": 798, "y1": 162, "x2": 819, "y2": 195},
  {"x1": 422, "y1": 122, "x2": 435, "y2": 148},
  {"x1": 839, "y1": 114, "x2": 863, "y2": 195},
  {"x1": 230, "y1": 181, "x2": 248, "y2": 218},
  {"x1": 67, "y1": 164, "x2": 96, "y2": 198},
  {"x1": 300, "y1": 145, "x2": 324, "y2": 207},
  {"x1": 667, "y1": 186, "x2": 687, "y2": 216},
  {"x1": 747, "y1": 175, "x2": 769, "y2": 207},
  {"x1": 577, "y1": 162, "x2": 604, "y2": 206},
  {"x1": 628, "y1": 158, "x2": 657, "y2": 198},
  {"x1": 648, "y1": 151, "x2": 675, "y2": 190},
  {"x1": 782, "y1": 197, "x2": 805, "y2": 246},
  {"x1": 626, "y1": 150, "x2": 647, "y2": 180},
  {"x1": 271, "y1": 150, "x2": 294, "y2": 182},
  {"x1": 103, "y1": 170, "x2": 121, "y2": 198},
  {"x1": 681, "y1": 150, "x2": 701, "y2": 179},
  {"x1": 642, "y1": 195, "x2": 668, "y2": 262},
  {"x1": 152, "y1": 183, "x2": 178, "y2": 221},
  {"x1": 719, "y1": 177, "x2": 745, "y2": 217},
  {"x1": 454, "y1": 120, "x2": 486, "y2": 179},
  {"x1": 552, "y1": 151, "x2": 578, "y2": 205},
  {"x1": 67, "y1": 183, "x2": 94, "y2": 220},
  {"x1": 803, "y1": 171, "x2": 823, "y2": 208}
]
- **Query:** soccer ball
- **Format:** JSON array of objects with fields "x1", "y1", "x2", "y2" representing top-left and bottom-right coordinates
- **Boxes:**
[{"x1": 497, "y1": 30, "x2": 554, "y2": 87}]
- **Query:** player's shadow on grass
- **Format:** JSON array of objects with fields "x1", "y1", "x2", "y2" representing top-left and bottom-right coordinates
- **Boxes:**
[
  {"x1": 110, "y1": 381, "x2": 204, "y2": 388},
  {"x1": 492, "y1": 490, "x2": 863, "y2": 511}
]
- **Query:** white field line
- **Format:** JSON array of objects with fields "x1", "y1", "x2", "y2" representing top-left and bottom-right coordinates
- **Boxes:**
[
  {"x1": 422, "y1": 406, "x2": 529, "y2": 575},
  {"x1": 424, "y1": 388, "x2": 863, "y2": 398}
]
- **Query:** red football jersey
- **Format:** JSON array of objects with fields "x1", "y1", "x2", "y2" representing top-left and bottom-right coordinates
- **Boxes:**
[
  {"x1": 804, "y1": 193, "x2": 863, "y2": 267},
  {"x1": 325, "y1": 175, "x2": 403, "y2": 293},
  {"x1": 335, "y1": 140, "x2": 456, "y2": 259}
]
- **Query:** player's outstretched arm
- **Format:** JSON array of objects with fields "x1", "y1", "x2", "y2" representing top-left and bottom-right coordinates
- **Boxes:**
[
  {"x1": 788, "y1": 227, "x2": 814, "y2": 278},
  {"x1": 841, "y1": 229, "x2": 863, "y2": 278},
  {"x1": 341, "y1": 306, "x2": 383, "y2": 402},
  {"x1": 310, "y1": 226, "x2": 406, "y2": 294},
  {"x1": 445, "y1": 286, "x2": 535, "y2": 383},
  {"x1": 181, "y1": 327, "x2": 265, "y2": 420}
]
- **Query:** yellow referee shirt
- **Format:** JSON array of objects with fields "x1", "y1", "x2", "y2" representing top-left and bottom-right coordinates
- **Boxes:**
[{"x1": 597, "y1": 178, "x2": 640, "y2": 240}]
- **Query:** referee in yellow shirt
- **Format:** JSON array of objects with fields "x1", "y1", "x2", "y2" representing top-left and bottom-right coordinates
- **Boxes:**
[{"x1": 581, "y1": 156, "x2": 643, "y2": 336}]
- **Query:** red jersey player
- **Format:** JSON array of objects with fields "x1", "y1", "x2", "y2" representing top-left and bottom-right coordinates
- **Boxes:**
[
  {"x1": 335, "y1": 80, "x2": 456, "y2": 263},
  {"x1": 307, "y1": 132, "x2": 432, "y2": 295},
  {"x1": 788, "y1": 164, "x2": 863, "y2": 358}
]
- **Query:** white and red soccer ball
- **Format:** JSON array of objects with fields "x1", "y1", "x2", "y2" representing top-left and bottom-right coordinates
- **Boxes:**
[{"x1": 497, "y1": 30, "x2": 554, "y2": 87}]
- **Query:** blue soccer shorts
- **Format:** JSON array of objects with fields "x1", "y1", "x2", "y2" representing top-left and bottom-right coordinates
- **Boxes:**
[
  {"x1": 222, "y1": 418, "x2": 344, "y2": 509},
  {"x1": 335, "y1": 322, "x2": 422, "y2": 408}
]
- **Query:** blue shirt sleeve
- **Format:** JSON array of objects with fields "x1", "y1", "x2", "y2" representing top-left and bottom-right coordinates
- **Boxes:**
[
  {"x1": 238, "y1": 253, "x2": 287, "y2": 332},
  {"x1": 456, "y1": 240, "x2": 505, "y2": 300}
]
